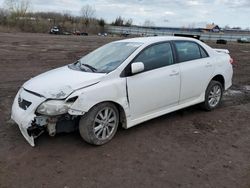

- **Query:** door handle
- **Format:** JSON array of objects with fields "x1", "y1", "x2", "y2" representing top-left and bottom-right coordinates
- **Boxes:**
[{"x1": 169, "y1": 70, "x2": 179, "y2": 76}]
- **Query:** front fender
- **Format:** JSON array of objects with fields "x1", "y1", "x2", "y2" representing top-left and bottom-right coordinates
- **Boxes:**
[{"x1": 67, "y1": 78, "x2": 130, "y2": 119}]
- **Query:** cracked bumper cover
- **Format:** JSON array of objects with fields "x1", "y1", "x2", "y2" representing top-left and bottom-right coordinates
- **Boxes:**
[{"x1": 11, "y1": 88, "x2": 46, "y2": 146}]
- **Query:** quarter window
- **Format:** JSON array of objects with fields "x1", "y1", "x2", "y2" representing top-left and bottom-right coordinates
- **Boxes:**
[
  {"x1": 175, "y1": 41, "x2": 207, "y2": 62},
  {"x1": 133, "y1": 42, "x2": 174, "y2": 72},
  {"x1": 200, "y1": 46, "x2": 209, "y2": 58}
]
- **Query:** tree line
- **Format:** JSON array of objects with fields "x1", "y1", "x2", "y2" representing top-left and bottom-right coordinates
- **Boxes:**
[{"x1": 0, "y1": 0, "x2": 138, "y2": 33}]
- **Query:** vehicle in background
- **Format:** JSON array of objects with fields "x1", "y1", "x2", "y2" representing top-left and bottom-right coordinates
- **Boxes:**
[
  {"x1": 122, "y1": 31, "x2": 130, "y2": 37},
  {"x1": 73, "y1": 31, "x2": 88, "y2": 36},
  {"x1": 11, "y1": 36, "x2": 233, "y2": 147},
  {"x1": 80, "y1": 32, "x2": 88, "y2": 36},
  {"x1": 49, "y1": 26, "x2": 60, "y2": 34},
  {"x1": 237, "y1": 37, "x2": 250, "y2": 43},
  {"x1": 216, "y1": 39, "x2": 227, "y2": 44},
  {"x1": 98, "y1": 32, "x2": 108, "y2": 36}
]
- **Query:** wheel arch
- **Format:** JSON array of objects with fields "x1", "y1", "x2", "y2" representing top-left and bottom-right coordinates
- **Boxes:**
[
  {"x1": 211, "y1": 74, "x2": 225, "y2": 90},
  {"x1": 86, "y1": 100, "x2": 127, "y2": 129}
]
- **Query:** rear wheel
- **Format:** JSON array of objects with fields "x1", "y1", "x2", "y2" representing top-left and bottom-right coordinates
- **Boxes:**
[
  {"x1": 201, "y1": 80, "x2": 223, "y2": 111},
  {"x1": 79, "y1": 102, "x2": 119, "y2": 145}
]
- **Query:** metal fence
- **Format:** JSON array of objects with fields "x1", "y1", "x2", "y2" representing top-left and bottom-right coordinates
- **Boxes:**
[{"x1": 105, "y1": 25, "x2": 250, "y2": 42}]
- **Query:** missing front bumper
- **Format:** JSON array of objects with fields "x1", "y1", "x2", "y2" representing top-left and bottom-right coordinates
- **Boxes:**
[
  {"x1": 11, "y1": 88, "x2": 46, "y2": 147},
  {"x1": 11, "y1": 88, "x2": 79, "y2": 147},
  {"x1": 17, "y1": 123, "x2": 35, "y2": 147}
]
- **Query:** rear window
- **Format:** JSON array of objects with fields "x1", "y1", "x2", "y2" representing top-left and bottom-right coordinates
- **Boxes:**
[{"x1": 174, "y1": 41, "x2": 208, "y2": 62}]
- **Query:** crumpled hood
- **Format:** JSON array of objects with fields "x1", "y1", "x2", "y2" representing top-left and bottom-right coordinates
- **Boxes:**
[{"x1": 23, "y1": 66, "x2": 105, "y2": 99}]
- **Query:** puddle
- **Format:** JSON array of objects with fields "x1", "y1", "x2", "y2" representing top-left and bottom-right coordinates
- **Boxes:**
[
  {"x1": 224, "y1": 86, "x2": 250, "y2": 97},
  {"x1": 224, "y1": 89, "x2": 243, "y2": 96}
]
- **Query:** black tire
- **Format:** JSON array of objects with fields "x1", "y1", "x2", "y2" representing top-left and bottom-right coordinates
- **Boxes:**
[
  {"x1": 201, "y1": 80, "x2": 223, "y2": 111},
  {"x1": 79, "y1": 102, "x2": 119, "y2": 145}
]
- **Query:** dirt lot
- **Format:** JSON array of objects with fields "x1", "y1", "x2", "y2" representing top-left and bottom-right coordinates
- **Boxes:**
[{"x1": 0, "y1": 33, "x2": 250, "y2": 188}]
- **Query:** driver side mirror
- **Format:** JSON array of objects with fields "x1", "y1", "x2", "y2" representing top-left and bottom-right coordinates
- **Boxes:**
[{"x1": 131, "y1": 62, "x2": 144, "y2": 74}]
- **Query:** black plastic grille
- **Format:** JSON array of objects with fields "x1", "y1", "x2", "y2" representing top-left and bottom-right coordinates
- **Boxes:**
[{"x1": 18, "y1": 97, "x2": 32, "y2": 110}]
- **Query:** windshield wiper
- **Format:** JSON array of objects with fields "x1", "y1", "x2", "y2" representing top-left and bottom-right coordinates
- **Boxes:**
[{"x1": 81, "y1": 63, "x2": 97, "y2": 72}]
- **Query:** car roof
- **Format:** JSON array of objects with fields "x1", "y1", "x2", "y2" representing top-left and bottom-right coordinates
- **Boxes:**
[{"x1": 114, "y1": 36, "x2": 199, "y2": 45}]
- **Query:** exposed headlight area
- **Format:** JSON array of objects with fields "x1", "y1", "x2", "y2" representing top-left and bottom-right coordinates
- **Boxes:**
[
  {"x1": 32, "y1": 98, "x2": 79, "y2": 137},
  {"x1": 36, "y1": 100, "x2": 73, "y2": 116}
]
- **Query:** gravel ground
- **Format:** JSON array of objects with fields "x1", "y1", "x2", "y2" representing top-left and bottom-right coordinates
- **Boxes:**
[{"x1": 0, "y1": 33, "x2": 250, "y2": 188}]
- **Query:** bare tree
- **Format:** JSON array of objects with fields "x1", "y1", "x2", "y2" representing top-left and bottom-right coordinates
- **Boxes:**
[
  {"x1": 98, "y1": 18, "x2": 105, "y2": 27},
  {"x1": 0, "y1": 8, "x2": 9, "y2": 25},
  {"x1": 4, "y1": 0, "x2": 31, "y2": 17},
  {"x1": 112, "y1": 16, "x2": 124, "y2": 26},
  {"x1": 80, "y1": 4, "x2": 95, "y2": 29},
  {"x1": 143, "y1": 20, "x2": 155, "y2": 27},
  {"x1": 111, "y1": 16, "x2": 132, "y2": 27},
  {"x1": 125, "y1": 18, "x2": 133, "y2": 26}
]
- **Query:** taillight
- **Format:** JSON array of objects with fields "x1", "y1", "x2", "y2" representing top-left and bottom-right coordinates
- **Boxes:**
[{"x1": 229, "y1": 57, "x2": 234, "y2": 65}]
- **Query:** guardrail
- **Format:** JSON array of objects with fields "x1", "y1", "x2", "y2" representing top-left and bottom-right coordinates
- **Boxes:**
[{"x1": 105, "y1": 25, "x2": 250, "y2": 41}]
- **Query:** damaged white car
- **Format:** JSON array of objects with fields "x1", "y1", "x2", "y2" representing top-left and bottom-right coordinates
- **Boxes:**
[{"x1": 11, "y1": 36, "x2": 233, "y2": 146}]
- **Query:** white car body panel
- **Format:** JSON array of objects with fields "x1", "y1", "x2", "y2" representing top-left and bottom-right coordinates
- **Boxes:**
[
  {"x1": 127, "y1": 93, "x2": 204, "y2": 128},
  {"x1": 23, "y1": 66, "x2": 105, "y2": 99},
  {"x1": 68, "y1": 76, "x2": 129, "y2": 117},
  {"x1": 11, "y1": 36, "x2": 233, "y2": 146},
  {"x1": 127, "y1": 64, "x2": 180, "y2": 119},
  {"x1": 210, "y1": 51, "x2": 233, "y2": 90},
  {"x1": 179, "y1": 57, "x2": 215, "y2": 103}
]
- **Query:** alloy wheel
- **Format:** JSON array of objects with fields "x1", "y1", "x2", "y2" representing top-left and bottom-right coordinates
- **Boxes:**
[
  {"x1": 93, "y1": 107, "x2": 117, "y2": 140},
  {"x1": 208, "y1": 85, "x2": 222, "y2": 107}
]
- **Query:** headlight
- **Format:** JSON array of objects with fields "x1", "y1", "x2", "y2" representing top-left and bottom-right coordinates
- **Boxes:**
[{"x1": 36, "y1": 100, "x2": 73, "y2": 116}]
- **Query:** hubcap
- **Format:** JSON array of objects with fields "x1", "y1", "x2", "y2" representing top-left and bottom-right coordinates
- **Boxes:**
[
  {"x1": 93, "y1": 107, "x2": 117, "y2": 140},
  {"x1": 208, "y1": 85, "x2": 222, "y2": 107}
]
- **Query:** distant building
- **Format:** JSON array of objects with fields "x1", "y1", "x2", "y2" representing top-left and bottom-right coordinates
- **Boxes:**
[{"x1": 204, "y1": 23, "x2": 220, "y2": 32}]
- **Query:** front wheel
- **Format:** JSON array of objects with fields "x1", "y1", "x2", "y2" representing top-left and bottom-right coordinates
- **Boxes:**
[
  {"x1": 201, "y1": 80, "x2": 223, "y2": 111},
  {"x1": 79, "y1": 102, "x2": 119, "y2": 145}
]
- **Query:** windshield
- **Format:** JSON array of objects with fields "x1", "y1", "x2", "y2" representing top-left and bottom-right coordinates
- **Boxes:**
[{"x1": 69, "y1": 42, "x2": 142, "y2": 73}]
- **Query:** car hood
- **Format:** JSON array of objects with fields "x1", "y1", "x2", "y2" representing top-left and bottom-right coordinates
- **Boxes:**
[{"x1": 23, "y1": 66, "x2": 105, "y2": 99}]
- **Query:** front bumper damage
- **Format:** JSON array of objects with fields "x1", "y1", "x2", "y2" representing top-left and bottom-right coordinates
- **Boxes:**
[
  {"x1": 11, "y1": 88, "x2": 46, "y2": 146},
  {"x1": 11, "y1": 88, "x2": 80, "y2": 147}
]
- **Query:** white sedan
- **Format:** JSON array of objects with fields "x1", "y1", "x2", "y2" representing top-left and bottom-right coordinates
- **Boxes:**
[{"x1": 11, "y1": 36, "x2": 233, "y2": 146}]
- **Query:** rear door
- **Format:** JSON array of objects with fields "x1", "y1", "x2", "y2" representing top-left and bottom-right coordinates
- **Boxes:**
[
  {"x1": 173, "y1": 41, "x2": 215, "y2": 103},
  {"x1": 126, "y1": 42, "x2": 180, "y2": 119}
]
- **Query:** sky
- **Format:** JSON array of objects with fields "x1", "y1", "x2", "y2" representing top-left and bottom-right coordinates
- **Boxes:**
[{"x1": 0, "y1": 0, "x2": 249, "y2": 28}]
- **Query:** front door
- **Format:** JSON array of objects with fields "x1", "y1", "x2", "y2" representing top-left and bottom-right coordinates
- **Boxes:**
[{"x1": 126, "y1": 42, "x2": 180, "y2": 120}]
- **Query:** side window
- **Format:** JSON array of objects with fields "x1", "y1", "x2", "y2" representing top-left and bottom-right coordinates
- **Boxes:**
[
  {"x1": 200, "y1": 46, "x2": 209, "y2": 58},
  {"x1": 175, "y1": 41, "x2": 201, "y2": 62},
  {"x1": 133, "y1": 42, "x2": 174, "y2": 72}
]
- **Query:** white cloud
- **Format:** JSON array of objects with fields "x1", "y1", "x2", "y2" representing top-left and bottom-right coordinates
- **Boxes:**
[
  {"x1": 186, "y1": 0, "x2": 200, "y2": 6},
  {"x1": 164, "y1": 11, "x2": 175, "y2": 15}
]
